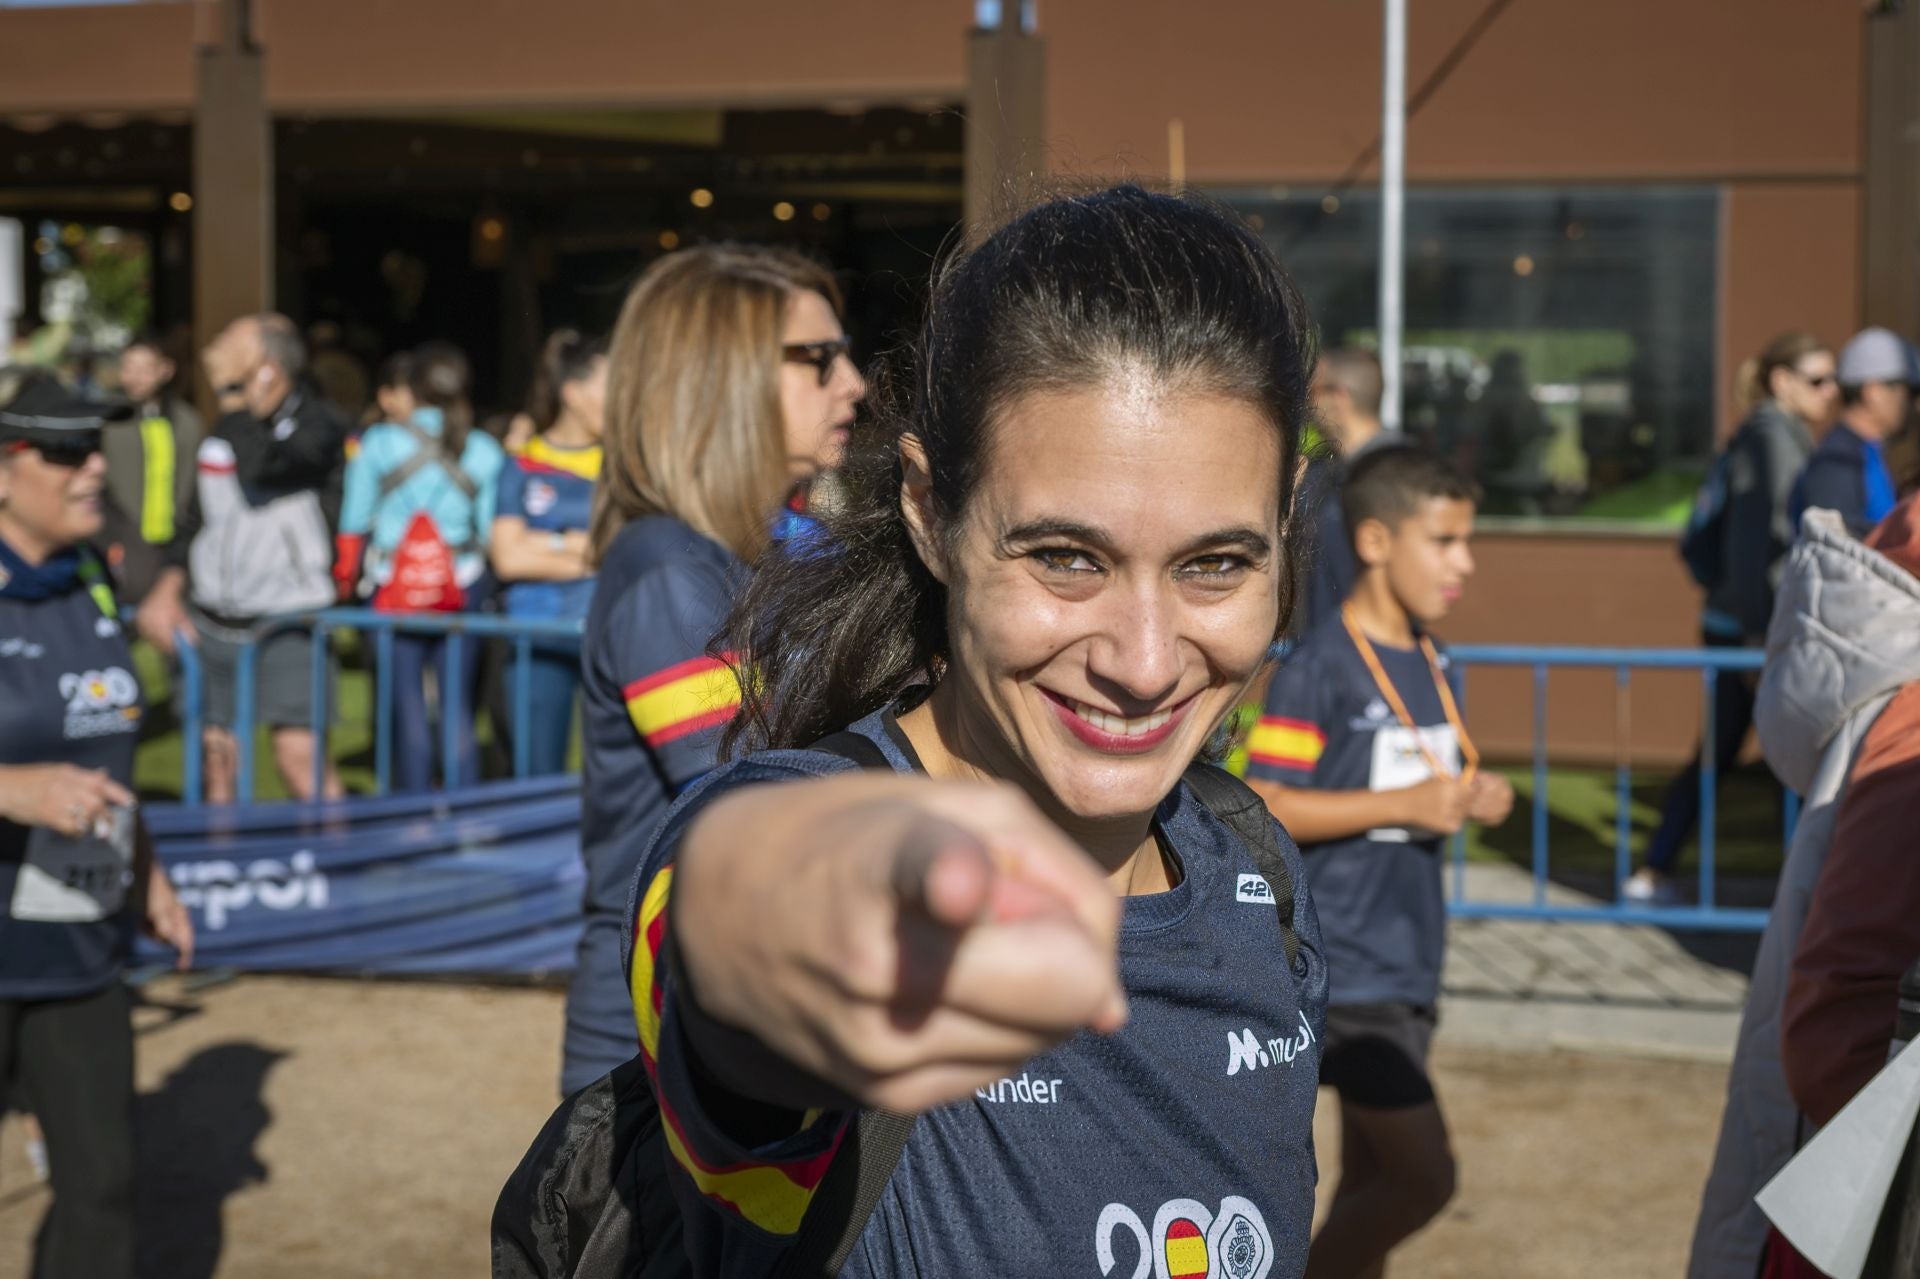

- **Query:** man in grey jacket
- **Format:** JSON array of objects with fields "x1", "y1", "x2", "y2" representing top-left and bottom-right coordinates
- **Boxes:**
[
  {"x1": 1687, "y1": 506, "x2": 1920, "y2": 1279},
  {"x1": 142, "y1": 314, "x2": 349, "y2": 803}
]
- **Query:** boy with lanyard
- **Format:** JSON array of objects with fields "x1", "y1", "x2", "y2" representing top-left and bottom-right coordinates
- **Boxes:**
[{"x1": 1247, "y1": 445, "x2": 1512, "y2": 1278}]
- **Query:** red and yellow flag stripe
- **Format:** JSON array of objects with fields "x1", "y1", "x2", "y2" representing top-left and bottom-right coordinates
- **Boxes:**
[
  {"x1": 624, "y1": 653, "x2": 742, "y2": 749},
  {"x1": 628, "y1": 866, "x2": 844, "y2": 1236},
  {"x1": 519, "y1": 436, "x2": 603, "y2": 480},
  {"x1": 1246, "y1": 715, "x2": 1326, "y2": 771}
]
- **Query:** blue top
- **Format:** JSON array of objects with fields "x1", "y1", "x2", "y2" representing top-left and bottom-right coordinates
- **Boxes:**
[
  {"x1": 496, "y1": 436, "x2": 601, "y2": 620},
  {"x1": 0, "y1": 540, "x2": 141, "y2": 999},
  {"x1": 621, "y1": 704, "x2": 1327, "y2": 1279},
  {"x1": 337, "y1": 407, "x2": 505, "y2": 588},
  {"x1": 1791, "y1": 423, "x2": 1899, "y2": 536},
  {"x1": 1248, "y1": 614, "x2": 1461, "y2": 1007}
]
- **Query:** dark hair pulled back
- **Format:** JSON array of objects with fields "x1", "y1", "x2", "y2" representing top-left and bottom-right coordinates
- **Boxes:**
[
  {"x1": 722, "y1": 184, "x2": 1318, "y2": 757},
  {"x1": 409, "y1": 341, "x2": 473, "y2": 459},
  {"x1": 528, "y1": 329, "x2": 608, "y2": 434}
]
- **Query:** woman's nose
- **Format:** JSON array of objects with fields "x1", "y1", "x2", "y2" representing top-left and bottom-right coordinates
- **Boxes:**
[{"x1": 1088, "y1": 588, "x2": 1184, "y2": 705}]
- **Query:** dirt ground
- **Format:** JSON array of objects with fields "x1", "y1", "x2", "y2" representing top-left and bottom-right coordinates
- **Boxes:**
[{"x1": 0, "y1": 974, "x2": 1729, "y2": 1278}]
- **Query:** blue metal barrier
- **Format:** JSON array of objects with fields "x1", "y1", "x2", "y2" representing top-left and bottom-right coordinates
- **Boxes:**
[
  {"x1": 1444, "y1": 644, "x2": 1776, "y2": 932},
  {"x1": 217, "y1": 609, "x2": 583, "y2": 806}
]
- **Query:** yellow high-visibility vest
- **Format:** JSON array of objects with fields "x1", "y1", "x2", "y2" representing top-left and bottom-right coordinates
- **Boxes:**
[{"x1": 139, "y1": 416, "x2": 176, "y2": 544}]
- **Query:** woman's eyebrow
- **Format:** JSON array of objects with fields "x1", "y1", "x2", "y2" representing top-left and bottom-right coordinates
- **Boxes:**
[
  {"x1": 1001, "y1": 518, "x2": 1112, "y2": 546},
  {"x1": 1180, "y1": 527, "x2": 1273, "y2": 556}
]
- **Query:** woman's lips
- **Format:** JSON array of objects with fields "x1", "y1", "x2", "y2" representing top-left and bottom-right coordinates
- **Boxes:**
[{"x1": 1041, "y1": 689, "x2": 1195, "y2": 756}]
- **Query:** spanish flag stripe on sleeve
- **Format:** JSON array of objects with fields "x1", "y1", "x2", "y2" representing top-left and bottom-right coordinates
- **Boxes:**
[
  {"x1": 1246, "y1": 716, "x2": 1326, "y2": 770},
  {"x1": 654, "y1": 1091, "x2": 845, "y2": 1236},
  {"x1": 624, "y1": 654, "x2": 743, "y2": 749},
  {"x1": 630, "y1": 868, "x2": 675, "y2": 1065},
  {"x1": 628, "y1": 862, "x2": 848, "y2": 1237}
]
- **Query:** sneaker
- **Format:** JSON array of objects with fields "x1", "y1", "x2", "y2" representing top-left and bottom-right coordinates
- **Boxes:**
[{"x1": 1623, "y1": 870, "x2": 1683, "y2": 907}]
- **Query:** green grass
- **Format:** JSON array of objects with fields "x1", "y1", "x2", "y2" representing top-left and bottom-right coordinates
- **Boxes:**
[
  {"x1": 1462, "y1": 761, "x2": 1787, "y2": 883},
  {"x1": 130, "y1": 636, "x2": 572, "y2": 802}
]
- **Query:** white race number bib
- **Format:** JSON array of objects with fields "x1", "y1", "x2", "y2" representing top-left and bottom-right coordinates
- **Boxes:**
[
  {"x1": 1366, "y1": 724, "x2": 1460, "y2": 843},
  {"x1": 10, "y1": 815, "x2": 134, "y2": 923}
]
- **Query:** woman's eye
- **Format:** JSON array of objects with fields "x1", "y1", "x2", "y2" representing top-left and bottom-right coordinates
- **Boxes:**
[
  {"x1": 1032, "y1": 548, "x2": 1100, "y2": 574},
  {"x1": 1181, "y1": 554, "x2": 1247, "y2": 579}
]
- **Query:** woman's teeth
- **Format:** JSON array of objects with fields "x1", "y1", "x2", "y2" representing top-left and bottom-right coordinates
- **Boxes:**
[{"x1": 1069, "y1": 698, "x2": 1172, "y2": 738}]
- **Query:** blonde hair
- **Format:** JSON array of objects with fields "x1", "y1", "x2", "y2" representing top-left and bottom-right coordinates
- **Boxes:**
[{"x1": 590, "y1": 245, "x2": 842, "y2": 564}]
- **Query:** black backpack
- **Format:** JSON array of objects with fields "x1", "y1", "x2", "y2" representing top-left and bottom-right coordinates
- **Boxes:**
[
  {"x1": 1680, "y1": 421, "x2": 1766, "y2": 592},
  {"x1": 490, "y1": 738, "x2": 1302, "y2": 1279}
]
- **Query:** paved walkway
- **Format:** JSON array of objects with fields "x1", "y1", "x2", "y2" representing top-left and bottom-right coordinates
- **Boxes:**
[{"x1": 1438, "y1": 863, "x2": 1757, "y2": 1062}]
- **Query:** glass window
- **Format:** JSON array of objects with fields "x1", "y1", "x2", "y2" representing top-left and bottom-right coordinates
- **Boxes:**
[{"x1": 1221, "y1": 185, "x2": 1719, "y2": 525}]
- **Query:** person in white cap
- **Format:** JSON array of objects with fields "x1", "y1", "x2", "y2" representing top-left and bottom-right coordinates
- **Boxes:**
[{"x1": 1790, "y1": 326, "x2": 1918, "y2": 535}]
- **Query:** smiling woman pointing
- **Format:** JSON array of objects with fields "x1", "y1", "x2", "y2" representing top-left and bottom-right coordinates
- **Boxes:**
[{"x1": 580, "y1": 187, "x2": 1331, "y2": 1279}]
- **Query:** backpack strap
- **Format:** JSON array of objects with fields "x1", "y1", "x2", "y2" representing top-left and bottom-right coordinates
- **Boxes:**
[
  {"x1": 770, "y1": 726, "x2": 917, "y2": 1278},
  {"x1": 808, "y1": 728, "x2": 891, "y2": 770},
  {"x1": 377, "y1": 420, "x2": 481, "y2": 515},
  {"x1": 775, "y1": 1109, "x2": 915, "y2": 1279},
  {"x1": 1180, "y1": 762, "x2": 1303, "y2": 969}
]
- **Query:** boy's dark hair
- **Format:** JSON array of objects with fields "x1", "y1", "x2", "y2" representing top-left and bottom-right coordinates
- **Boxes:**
[{"x1": 1342, "y1": 444, "x2": 1480, "y2": 548}]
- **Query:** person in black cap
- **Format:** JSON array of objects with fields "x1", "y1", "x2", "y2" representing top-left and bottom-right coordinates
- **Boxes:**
[{"x1": 0, "y1": 373, "x2": 194, "y2": 1279}]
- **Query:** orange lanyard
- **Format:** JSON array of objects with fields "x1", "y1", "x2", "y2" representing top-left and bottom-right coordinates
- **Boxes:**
[{"x1": 1340, "y1": 602, "x2": 1479, "y2": 783}]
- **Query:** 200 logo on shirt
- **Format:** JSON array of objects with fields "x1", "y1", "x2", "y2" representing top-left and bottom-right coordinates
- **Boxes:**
[
  {"x1": 1097, "y1": 1195, "x2": 1274, "y2": 1279},
  {"x1": 59, "y1": 667, "x2": 140, "y2": 739}
]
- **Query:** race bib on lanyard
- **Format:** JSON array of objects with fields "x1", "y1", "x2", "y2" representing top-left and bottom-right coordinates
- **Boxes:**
[
  {"x1": 10, "y1": 808, "x2": 134, "y2": 923},
  {"x1": 1366, "y1": 724, "x2": 1460, "y2": 844}
]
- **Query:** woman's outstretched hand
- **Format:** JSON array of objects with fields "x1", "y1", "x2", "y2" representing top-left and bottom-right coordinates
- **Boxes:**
[{"x1": 673, "y1": 774, "x2": 1127, "y2": 1114}]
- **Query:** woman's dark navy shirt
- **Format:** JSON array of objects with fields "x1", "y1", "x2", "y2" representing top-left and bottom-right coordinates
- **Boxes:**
[
  {"x1": 624, "y1": 707, "x2": 1328, "y2": 1279},
  {"x1": 0, "y1": 548, "x2": 142, "y2": 999}
]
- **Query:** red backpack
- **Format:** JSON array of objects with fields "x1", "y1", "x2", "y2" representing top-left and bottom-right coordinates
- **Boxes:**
[{"x1": 370, "y1": 422, "x2": 479, "y2": 614}]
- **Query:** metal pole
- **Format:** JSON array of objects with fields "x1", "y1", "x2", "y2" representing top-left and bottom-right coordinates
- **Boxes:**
[{"x1": 1379, "y1": 0, "x2": 1407, "y2": 432}]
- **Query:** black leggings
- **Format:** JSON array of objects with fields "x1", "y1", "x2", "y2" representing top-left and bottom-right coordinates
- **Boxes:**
[{"x1": 1, "y1": 982, "x2": 135, "y2": 1279}]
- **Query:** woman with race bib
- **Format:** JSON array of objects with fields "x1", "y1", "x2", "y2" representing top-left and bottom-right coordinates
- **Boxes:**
[
  {"x1": 615, "y1": 188, "x2": 1326, "y2": 1276},
  {"x1": 0, "y1": 375, "x2": 193, "y2": 1279}
]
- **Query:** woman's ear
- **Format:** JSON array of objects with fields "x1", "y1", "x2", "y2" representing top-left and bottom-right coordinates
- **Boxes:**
[{"x1": 897, "y1": 434, "x2": 948, "y2": 585}]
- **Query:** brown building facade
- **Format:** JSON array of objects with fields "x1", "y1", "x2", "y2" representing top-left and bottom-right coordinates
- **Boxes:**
[{"x1": 0, "y1": 0, "x2": 1905, "y2": 762}]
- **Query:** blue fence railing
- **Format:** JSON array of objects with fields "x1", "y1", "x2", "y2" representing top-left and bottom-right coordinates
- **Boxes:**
[
  {"x1": 171, "y1": 609, "x2": 586, "y2": 806},
  {"x1": 170, "y1": 624, "x2": 1785, "y2": 932},
  {"x1": 1443, "y1": 644, "x2": 1777, "y2": 933}
]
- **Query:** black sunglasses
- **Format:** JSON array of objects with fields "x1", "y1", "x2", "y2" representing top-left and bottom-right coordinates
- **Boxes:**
[
  {"x1": 782, "y1": 337, "x2": 852, "y2": 388},
  {"x1": 1797, "y1": 371, "x2": 1835, "y2": 388},
  {"x1": 6, "y1": 436, "x2": 101, "y2": 468}
]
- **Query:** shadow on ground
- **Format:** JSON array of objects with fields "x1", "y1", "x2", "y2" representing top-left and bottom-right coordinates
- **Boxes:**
[{"x1": 135, "y1": 1042, "x2": 284, "y2": 1279}]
